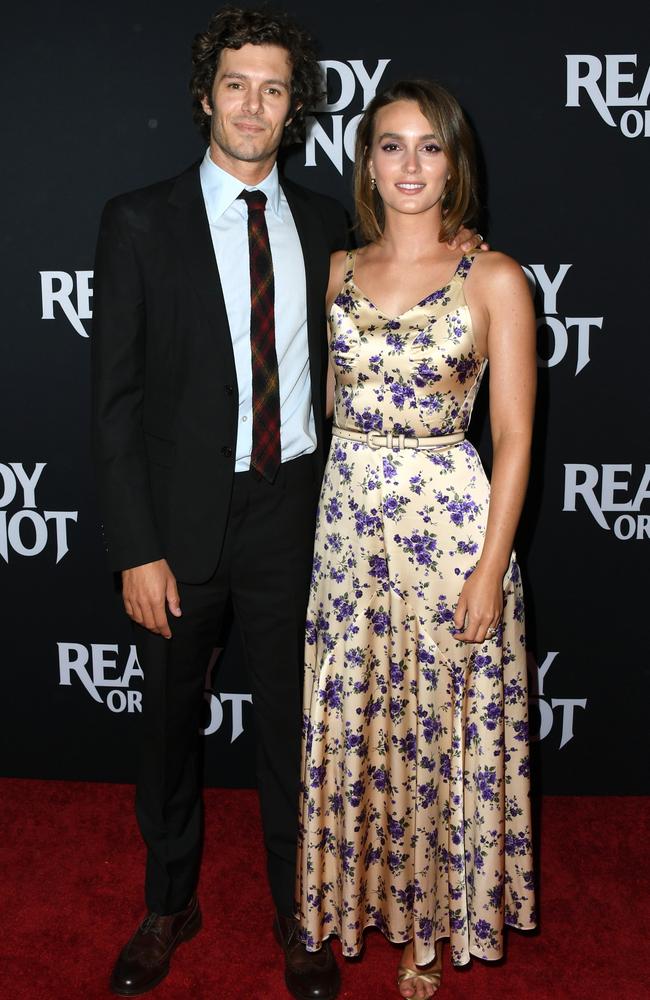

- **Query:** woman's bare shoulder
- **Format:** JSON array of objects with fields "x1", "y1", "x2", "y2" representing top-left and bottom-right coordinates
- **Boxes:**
[
  {"x1": 467, "y1": 252, "x2": 532, "y2": 312},
  {"x1": 329, "y1": 248, "x2": 349, "y2": 273},
  {"x1": 326, "y1": 249, "x2": 350, "y2": 307},
  {"x1": 469, "y1": 250, "x2": 528, "y2": 288}
]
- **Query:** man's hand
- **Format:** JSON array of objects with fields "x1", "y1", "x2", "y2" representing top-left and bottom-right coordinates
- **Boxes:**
[
  {"x1": 122, "y1": 559, "x2": 182, "y2": 639},
  {"x1": 448, "y1": 226, "x2": 489, "y2": 253}
]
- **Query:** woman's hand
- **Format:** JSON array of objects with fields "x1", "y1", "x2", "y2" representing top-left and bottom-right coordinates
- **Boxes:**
[{"x1": 453, "y1": 563, "x2": 504, "y2": 643}]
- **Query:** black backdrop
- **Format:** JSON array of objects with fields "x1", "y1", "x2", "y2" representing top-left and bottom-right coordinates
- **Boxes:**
[{"x1": 2, "y1": 1, "x2": 648, "y2": 794}]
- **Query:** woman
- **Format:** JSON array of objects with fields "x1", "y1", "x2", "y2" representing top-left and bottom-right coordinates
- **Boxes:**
[{"x1": 296, "y1": 79, "x2": 536, "y2": 998}]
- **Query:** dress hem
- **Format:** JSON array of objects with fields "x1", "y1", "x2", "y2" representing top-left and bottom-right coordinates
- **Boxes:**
[{"x1": 305, "y1": 918, "x2": 538, "y2": 965}]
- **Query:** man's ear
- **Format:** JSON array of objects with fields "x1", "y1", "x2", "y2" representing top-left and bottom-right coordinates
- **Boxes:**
[
  {"x1": 201, "y1": 94, "x2": 213, "y2": 117},
  {"x1": 286, "y1": 100, "x2": 303, "y2": 127}
]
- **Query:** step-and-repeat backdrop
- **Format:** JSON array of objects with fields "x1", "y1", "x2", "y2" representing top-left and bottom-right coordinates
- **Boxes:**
[{"x1": 2, "y1": 1, "x2": 648, "y2": 793}]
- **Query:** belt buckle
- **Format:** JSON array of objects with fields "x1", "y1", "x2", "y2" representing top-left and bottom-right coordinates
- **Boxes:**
[{"x1": 367, "y1": 432, "x2": 384, "y2": 449}]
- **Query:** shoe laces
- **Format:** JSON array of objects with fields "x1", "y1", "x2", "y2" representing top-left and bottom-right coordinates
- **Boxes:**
[{"x1": 141, "y1": 912, "x2": 167, "y2": 940}]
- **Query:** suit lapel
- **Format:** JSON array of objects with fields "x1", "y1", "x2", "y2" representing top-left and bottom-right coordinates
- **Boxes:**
[
  {"x1": 165, "y1": 167, "x2": 328, "y2": 451},
  {"x1": 167, "y1": 164, "x2": 237, "y2": 379}
]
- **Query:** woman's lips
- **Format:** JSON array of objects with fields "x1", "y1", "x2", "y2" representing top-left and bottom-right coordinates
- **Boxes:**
[{"x1": 395, "y1": 182, "x2": 425, "y2": 194}]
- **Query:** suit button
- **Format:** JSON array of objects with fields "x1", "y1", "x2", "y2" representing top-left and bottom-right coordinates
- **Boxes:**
[
  {"x1": 224, "y1": 384, "x2": 234, "y2": 395},
  {"x1": 221, "y1": 445, "x2": 233, "y2": 458}
]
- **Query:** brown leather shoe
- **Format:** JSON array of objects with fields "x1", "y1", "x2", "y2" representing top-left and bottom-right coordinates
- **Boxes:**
[
  {"x1": 273, "y1": 913, "x2": 340, "y2": 1000},
  {"x1": 109, "y1": 895, "x2": 202, "y2": 996}
]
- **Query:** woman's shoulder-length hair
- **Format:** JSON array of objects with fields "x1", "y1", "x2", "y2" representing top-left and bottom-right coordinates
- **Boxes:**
[{"x1": 354, "y1": 78, "x2": 480, "y2": 244}]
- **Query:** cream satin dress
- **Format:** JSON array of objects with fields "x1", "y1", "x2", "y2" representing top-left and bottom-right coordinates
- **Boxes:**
[{"x1": 296, "y1": 250, "x2": 536, "y2": 967}]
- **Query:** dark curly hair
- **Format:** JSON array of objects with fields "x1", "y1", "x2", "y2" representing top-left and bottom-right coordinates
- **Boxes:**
[{"x1": 190, "y1": 6, "x2": 325, "y2": 146}]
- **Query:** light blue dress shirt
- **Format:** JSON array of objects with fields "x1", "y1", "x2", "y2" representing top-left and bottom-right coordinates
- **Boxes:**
[{"x1": 199, "y1": 150, "x2": 316, "y2": 472}]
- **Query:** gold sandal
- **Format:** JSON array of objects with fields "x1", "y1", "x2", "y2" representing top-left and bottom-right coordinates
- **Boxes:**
[{"x1": 397, "y1": 949, "x2": 442, "y2": 995}]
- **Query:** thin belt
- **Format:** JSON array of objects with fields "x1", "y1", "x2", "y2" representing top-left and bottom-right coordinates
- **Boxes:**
[{"x1": 332, "y1": 426, "x2": 465, "y2": 451}]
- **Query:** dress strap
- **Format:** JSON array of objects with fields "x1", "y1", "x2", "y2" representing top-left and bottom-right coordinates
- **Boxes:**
[
  {"x1": 452, "y1": 249, "x2": 480, "y2": 284},
  {"x1": 343, "y1": 248, "x2": 356, "y2": 284}
]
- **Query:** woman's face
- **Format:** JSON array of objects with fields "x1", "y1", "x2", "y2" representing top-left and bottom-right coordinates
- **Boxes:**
[{"x1": 368, "y1": 99, "x2": 450, "y2": 220}]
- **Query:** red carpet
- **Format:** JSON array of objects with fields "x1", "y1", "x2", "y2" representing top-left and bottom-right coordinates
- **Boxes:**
[{"x1": 1, "y1": 781, "x2": 648, "y2": 1000}]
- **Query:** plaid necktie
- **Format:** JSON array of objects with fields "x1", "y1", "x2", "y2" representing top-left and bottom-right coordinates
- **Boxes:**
[{"x1": 239, "y1": 189, "x2": 281, "y2": 482}]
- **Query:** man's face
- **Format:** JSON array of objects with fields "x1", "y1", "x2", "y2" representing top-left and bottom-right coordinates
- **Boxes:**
[{"x1": 201, "y1": 43, "x2": 294, "y2": 176}]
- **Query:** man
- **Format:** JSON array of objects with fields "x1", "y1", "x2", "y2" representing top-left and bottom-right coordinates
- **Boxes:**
[{"x1": 92, "y1": 7, "x2": 479, "y2": 998}]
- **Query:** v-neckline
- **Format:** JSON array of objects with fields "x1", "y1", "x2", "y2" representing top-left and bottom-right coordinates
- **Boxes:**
[{"x1": 350, "y1": 250, "x2": 467, "y2": 323}]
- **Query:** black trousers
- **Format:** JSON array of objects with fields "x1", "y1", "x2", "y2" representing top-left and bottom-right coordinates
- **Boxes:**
[{"x1": 134, "y1": 454, "x2": 319, "y2": 917}]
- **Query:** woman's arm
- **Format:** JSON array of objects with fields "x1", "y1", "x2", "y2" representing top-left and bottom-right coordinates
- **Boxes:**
[{"x1": 454, "y1": 253, "x2": 537, "y2": 642}]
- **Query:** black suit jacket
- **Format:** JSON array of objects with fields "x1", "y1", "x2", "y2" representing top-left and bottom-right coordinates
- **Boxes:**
[{"x1": 91, "y1": 161, "x2": 348, "y2": 582}]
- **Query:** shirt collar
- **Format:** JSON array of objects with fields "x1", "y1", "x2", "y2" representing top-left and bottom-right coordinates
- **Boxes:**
[{"x1": 199, "y1": 148, "x2": 282, "y2": 222}]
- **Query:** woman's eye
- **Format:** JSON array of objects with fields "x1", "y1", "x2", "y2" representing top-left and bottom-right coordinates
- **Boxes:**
[
  {"x1": 423, "y1": 144, "x2": 441, "y2": 153},
  {"x1": 381, "y1": 143, "x2": 400, "y2": 152}
]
